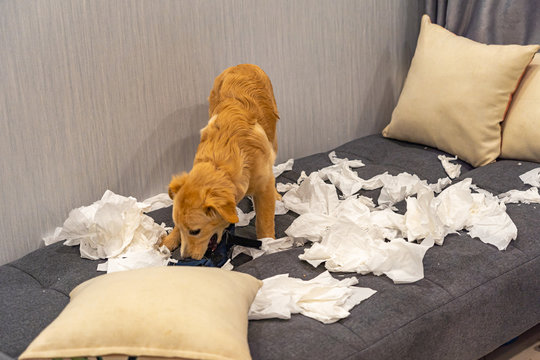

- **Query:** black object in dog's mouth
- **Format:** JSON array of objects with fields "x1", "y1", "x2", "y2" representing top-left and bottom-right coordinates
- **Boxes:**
[{"x1": 208, "y1": 233, "x2": 218, "y2": 252}]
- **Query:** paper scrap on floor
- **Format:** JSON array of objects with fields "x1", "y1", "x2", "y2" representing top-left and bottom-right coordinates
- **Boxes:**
[{"x1": 248, "y1": 271, "x2": 376, "y2": 324}]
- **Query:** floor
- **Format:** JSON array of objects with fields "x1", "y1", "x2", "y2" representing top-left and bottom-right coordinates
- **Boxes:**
[{"x1": 481, "y1": 323, "x2": 540, "y2": 360}]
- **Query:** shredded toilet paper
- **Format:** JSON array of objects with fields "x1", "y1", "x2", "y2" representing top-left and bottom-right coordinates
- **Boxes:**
[
  {"x1": 236, "y1": 207, "x2": 256, "y2": 226},
  {"x1": 139, "y1": 192, "x2": 174, "y2": 212},
  {"x1": 438, "y1": 155, "x2": 462, "y2": 179},
  {"x1": 277, "y1": 182, "x2": 298, "y2": 193},
  {"x1": 43, "y1": 190, "x2": 172, "y2": 273},
  {"x1": 519, "y1": 168, "x2": 540, "y2": 187},
  {"x1": 273, "y1": 158, "x2": 294, "y2": 177},
  {"x1": 497, "y1": 168, "x2": 540, "y2": 204},
  {"x1": 231, "y1": 236, "x2": 303, "y2": 260},
  {"x1": 498, "y1": 187, "x2": 540, "y2": 204},
  {"x1": 279, "y1": 152, "x2": 518, "y2": 283},
  {"x1": 328, "y1": 151, "x2": 365, "y2": 168},
  {"x1": 248, "y1": 271, "x2": 376, "y2": 324}
]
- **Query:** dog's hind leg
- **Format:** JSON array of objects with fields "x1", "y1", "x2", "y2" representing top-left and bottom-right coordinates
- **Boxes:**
[{"x1": 253, "y1": 179, "x2": 277, "y2": 239}]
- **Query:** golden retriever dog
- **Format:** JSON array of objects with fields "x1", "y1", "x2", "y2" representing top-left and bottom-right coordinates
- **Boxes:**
[{"x1": 161, "y1": 64, "x2": 280, "y2": 259}]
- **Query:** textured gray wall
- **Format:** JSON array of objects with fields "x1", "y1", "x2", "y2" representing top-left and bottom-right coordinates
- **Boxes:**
[{"x1": 0, "y1": 0, "x2": 422, "y2": 265}]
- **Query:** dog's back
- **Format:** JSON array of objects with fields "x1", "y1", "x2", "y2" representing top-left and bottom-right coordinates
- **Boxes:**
[{"x1": 208, "y1": 64, "x2": 279, "y2": 152}]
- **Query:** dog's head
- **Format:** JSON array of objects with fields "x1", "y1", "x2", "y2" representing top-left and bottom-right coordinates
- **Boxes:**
[{"x1": 168, "y1": 170, "x2": 239, "y2": 260}]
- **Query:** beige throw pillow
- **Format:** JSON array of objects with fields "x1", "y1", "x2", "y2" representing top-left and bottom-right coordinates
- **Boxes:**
[
  {"x1": 20, "y1": 267, "x2": 262, "y2": 360},
  {"x1": 501, "y1": 54, "x2": 540, "y2": 162},
  {"x1": 383, "y1": 15, "x2": 539, "y2": 167}
]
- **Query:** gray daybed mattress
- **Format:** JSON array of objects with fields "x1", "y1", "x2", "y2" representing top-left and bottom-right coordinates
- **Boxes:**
[{"x1": 1, "y1": 134, "x2": 539, "y2": 360}]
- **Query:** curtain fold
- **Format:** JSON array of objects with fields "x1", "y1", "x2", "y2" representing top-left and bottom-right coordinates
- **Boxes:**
[{"x1": 424, "y1": 0, "x2": 540, "y2": 45}]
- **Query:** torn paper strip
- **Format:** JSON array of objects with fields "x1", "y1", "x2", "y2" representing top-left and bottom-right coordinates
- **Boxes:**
[
  {"x1": 98, "y1": 246, "x2": 171, "y2": 273},
  {"x1": 231, "y1": 245, "x2": 266, "y2": 260},
  {"x1": 273, "y1": 159, "x2": 294, "y2": 177},
  {"x1": 277, "y1": 182, "x2": 298, "y2": 193},
  {"x1": 236, "y1": 207, "x2": 256, "y2": 227},
  {"x1": 140, "y1": 193, "x2": 173, "y2": 212},
  {"x1": 328, "y1": 151, "x2": 365, "y2": 168},
  {"x1": 438, "y1": 155, "x2": 462, "y2": 179},
  {"x1": 519, "y1": 168, "x2": 540, "y2": 187},
  {"x1": 231, "y1": 237, "x2": 299, "y2": 260},
  {"x1": 428, "y1": 177, "x2": 452, "y2": 193},
  {"x1": 248, "y1": 271, "x2": 376, "y2": 324},
  {"x1": 498, "y1": 187, "x2": 540, "y2": 204}
]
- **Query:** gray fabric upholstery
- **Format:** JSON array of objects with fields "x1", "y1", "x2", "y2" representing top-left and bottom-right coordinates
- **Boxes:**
[
  {"x1": 1, "y1": 135, "x2": 539, "y2": 360},
  {"x1": 425, "y1": 0, "x2": 540, "y2": 45}
]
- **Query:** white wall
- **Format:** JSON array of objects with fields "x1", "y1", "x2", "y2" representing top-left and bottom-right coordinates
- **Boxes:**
[{"x1": 0, "y1": 0, "x2": 423, "y2": 265}]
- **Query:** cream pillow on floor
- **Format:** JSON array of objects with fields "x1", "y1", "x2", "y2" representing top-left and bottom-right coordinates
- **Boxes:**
[
  {"x1": 383, "y1": 15, "x2": 539, "y2": 167},
  {"x1": 501, "y1": 54, "x2": 540, "y2": 162},
  {"x1": 20, "y1": 267, "x2": 262, "y2": 360}
]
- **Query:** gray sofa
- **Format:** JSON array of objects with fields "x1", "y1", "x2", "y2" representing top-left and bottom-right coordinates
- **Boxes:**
[{"x1": 1, "y1": 134, "x2": 539, "y2": 359}]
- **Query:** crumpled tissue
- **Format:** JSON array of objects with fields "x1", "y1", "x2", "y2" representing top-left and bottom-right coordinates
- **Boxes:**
[
  {"x1": 236, "y1": 207, "x2": 256, "y2": 226},
  {"x1": 328, "y1": 151, "x2": 365, "y2": 168},
  {"x1": 286, "y1": 199, "x2": 433, "y2": 284},
  {"x1": 498, "y1": 187, "x2": 540, "y2": 204},
  {"x1": 248, "y1": 271, "x2": 376, "y2": 324},
  {"x1": 438, "y1": 155, "x2": 462, "y2": 179},
  {"x1": 519, "y1": 167, "x2": 540, "y2": 187},
  {"x1": 282, "y1": 172, "x2": 340, "y2": 215},
  {"x1": 139, "y1": 192, "x2": 174, "y2": 212},
  {"x1": 231, "y1": 236, "x2": 303, "y2": 260},
  {"x1": 43, "y1": 190, "x2": 172, "y2": 273},
  {"x1": 281, "y1": 159, "x2": 517, "y2": 282},
  {"x1": 273, "y1": 158, "x2": 294, "y2": 177},
  {"x1": 312, "y1": 158, "x2": 451, "y2": 205},
  {"x1": 277, "y1": 182, "x2": 298, "y2": 193},
  {"x1": 406, "y1": 179, "x2": 517, "y2": 249}
]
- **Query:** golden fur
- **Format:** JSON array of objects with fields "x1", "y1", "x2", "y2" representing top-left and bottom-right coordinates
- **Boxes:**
[{"x1": 161, "y1": 64, "x2": 280, "y2": 259}]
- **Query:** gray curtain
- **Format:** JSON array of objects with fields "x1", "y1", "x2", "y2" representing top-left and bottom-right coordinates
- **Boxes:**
[{"x1": 425, "y1": 0, "x2": 540, "y2": 45}]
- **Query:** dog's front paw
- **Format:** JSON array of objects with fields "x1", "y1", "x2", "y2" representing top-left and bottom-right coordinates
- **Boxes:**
[{"x1": 160, "y1": 229, "x2": 181, "y2": 251}]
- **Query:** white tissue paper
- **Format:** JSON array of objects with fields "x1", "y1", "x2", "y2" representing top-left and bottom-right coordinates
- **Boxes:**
[
  {"x1": 43, "y1": 190, "x2": 172, "y2": 273},
  {"x1": 328, "y1": 151, "x2": 365, "y2": 168},
  {"x1": 315, "y1": 161, "x2": 450, "y2": 206},
  {"x1": 273, "y1": 158, "x2": 294, "y2": 177},
  {"x1": 519, "y1": 168, "x2": 540, "y2": 187},
  {"x1": 438, "y1": 155, "x2": 462, "y2": 179},
  {"x1": 248, "y1": 271, "x2": 376, "y2": 324},
  {"x1": 277, "y1": 182, "x2": 298, "y2": 193},
  {"x1": 498, "y1": 187, "x2": 540, "y2": 204},
  {"x1": 231, "y1": 236, "x2": 301, "y2": 260},
  {"x1": 140, "y1": 192, "x2": 173, "y2": 212},
  {"x1": 282, "y1": 172, "x2": 340, "y2": 215},
  {"x1": 281, "y1": 166, "x2": 517, "y2": 283},
  {"x1": 236, "y1": 207, "x2": 256, "y2": 226}
]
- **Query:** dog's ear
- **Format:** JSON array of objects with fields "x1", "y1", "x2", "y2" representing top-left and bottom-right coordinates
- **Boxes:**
[
  {"x1": 204, "y1": 189, "x2": 239, "y2": 224},
  {"x1": 168, "y1": 173, "x2": 188, "y2": 199}
]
